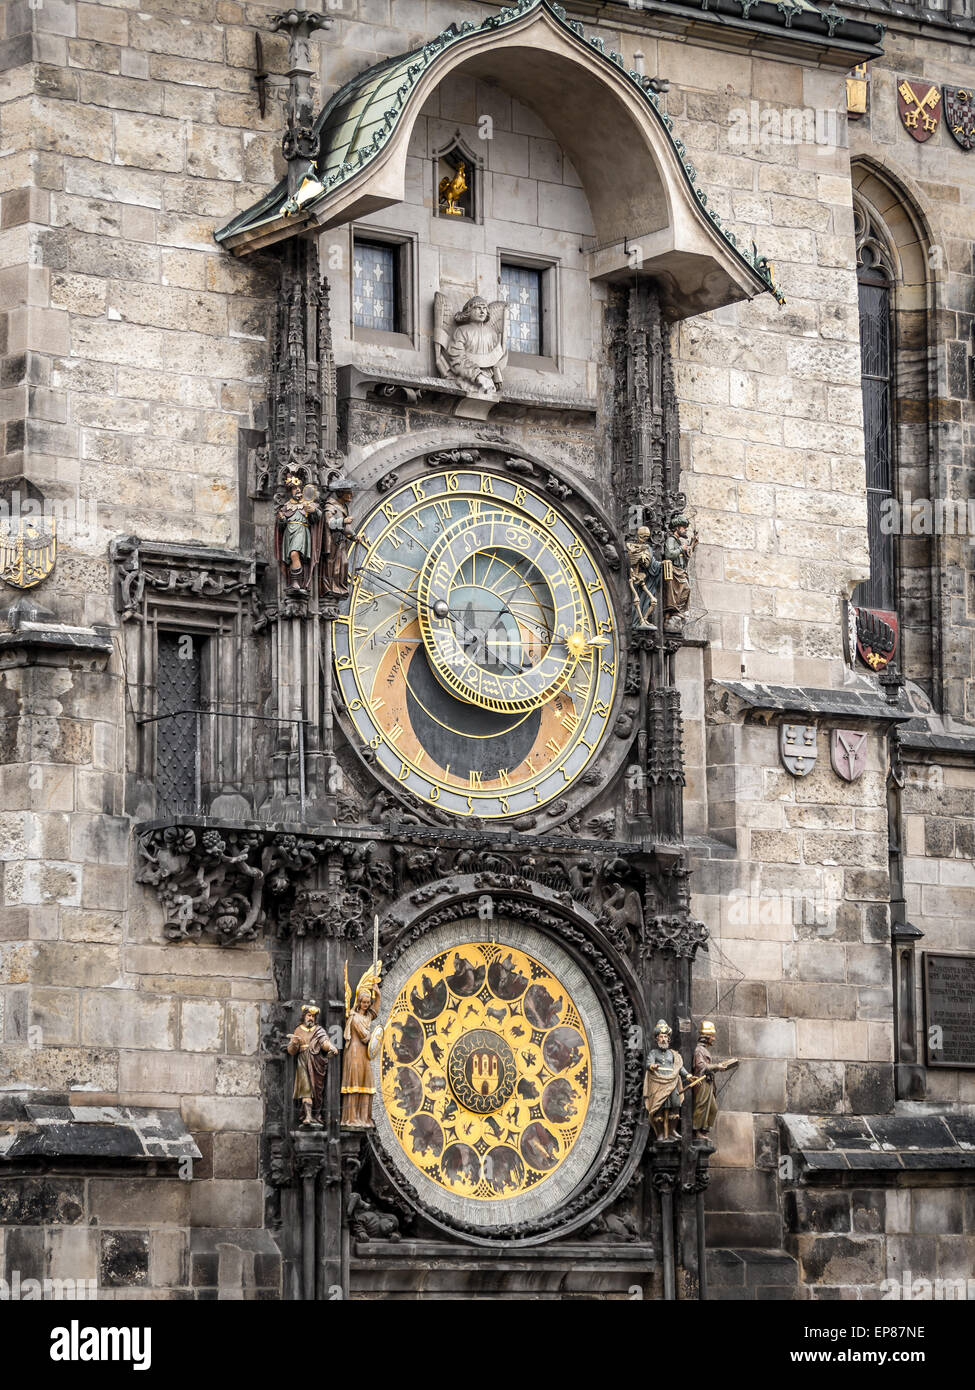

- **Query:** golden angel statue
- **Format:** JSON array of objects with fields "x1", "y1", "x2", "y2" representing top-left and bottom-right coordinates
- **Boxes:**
[
  {"x1": 340, "y1": 960, "x2": 383, "y2": 1128},
  {"x1": 433, "y1": 292, "x2": 508, "y2": 397}
]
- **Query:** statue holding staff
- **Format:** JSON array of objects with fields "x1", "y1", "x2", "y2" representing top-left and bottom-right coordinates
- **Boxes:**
[
  {"x1": 691, "y1": 1020, "x2": 738, "y2": 1139},
  {"x1": 286, "y1": 1000, "x2": 338, "y2": 1127},
  {"x1": 341, "y1": 943, "x2": 384, "y2": 1128}
]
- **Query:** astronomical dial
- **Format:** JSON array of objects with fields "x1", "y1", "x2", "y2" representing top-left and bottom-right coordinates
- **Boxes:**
[
  {"x1": 332, "y1": 468, "x2": 618, "y2": 819},
  {"x1": 416, "y1": 511, "x2": 587, "y2": 713}
]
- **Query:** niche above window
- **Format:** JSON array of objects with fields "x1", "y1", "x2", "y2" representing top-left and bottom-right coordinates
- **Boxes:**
[{"x1": 433, "y1": 132, "x2": 480, "y2": 222}]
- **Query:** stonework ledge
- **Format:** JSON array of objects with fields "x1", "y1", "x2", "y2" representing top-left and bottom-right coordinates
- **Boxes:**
[
  {"x1": 0, "y1": 621, "x2": 113, "y2": 655},
  {"x1": 710, "y1": 681, "x2": 913, "y2": 726},
  {"x1": 897, "y1": 725, "x2": 975, "y2": 758},
  {"x1": 779, "y1": 1111, "x2": 975, "y2": 1180},
  {"x1": 338, "y1": 364, "x2": 597, "y2": 421},
  {"x1": 0, "y1": 1104, "x2": 201, "y2": 1164},
  {"x1": 350, "y1": 1239, "x2": 657, "y2": 1295}
]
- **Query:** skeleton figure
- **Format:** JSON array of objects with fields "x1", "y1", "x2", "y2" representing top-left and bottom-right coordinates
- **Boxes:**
[{"x1": 626, "y1": 526, "x2": 660, "y2": 627}]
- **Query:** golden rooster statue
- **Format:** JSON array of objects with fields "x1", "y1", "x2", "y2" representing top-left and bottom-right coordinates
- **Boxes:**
[{"x1": 439, "y1": 160, "x2": 467, "y2": 216}]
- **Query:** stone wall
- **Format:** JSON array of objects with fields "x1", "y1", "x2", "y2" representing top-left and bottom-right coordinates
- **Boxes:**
[
  {"x1": 785, "y1": 1182, "x2": 975, "y2": 1299},
  {"x1": 2, "y1": 0, "x2": 290, "y2": 1298},
  {"x1": 849, "y1": 39, "x2": 975, "y2": 724},
  {"x1": 0, "y1": 1168, "x2": 281, "y2": 1299},
  {"x1": 901, "y1": 750, "x2": 975, "y2": 1105},
  {"x1": 19, "y1": 0, "x2": 295, "y2": 594},
  {"x1": 0, "y1": 0, "x2": 34, "y2": 488},
  {"x1": 2, "y1": 0, "x2": 973, "y2": 1300}
]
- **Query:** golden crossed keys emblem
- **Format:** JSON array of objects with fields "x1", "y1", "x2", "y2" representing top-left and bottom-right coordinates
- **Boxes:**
[{"x1": 898, "y1": 80, "x2": 940, "y2": 133}]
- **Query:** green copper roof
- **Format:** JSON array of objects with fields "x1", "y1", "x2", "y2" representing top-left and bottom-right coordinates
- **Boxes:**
[
  {"x1": 217, "y1": 0, "x2": 884, "y2": 300},
  {"x1": 315, "y1": 48, "x2": 430, "y2": 188}
]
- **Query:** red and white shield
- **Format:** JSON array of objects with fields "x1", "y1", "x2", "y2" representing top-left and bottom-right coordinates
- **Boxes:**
[{"x1": 830, "y1": 729, "x2": 868, "y2": 783}]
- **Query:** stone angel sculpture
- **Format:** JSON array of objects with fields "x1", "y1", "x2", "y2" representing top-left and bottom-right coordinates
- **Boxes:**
[{"x1": 433, "y1": 291, "x2": 508, "y2": 397}]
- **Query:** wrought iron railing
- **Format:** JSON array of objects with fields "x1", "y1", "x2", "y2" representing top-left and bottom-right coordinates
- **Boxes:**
[{"x1": 137, "y1": 709, "x2": 313, "y2": 819}]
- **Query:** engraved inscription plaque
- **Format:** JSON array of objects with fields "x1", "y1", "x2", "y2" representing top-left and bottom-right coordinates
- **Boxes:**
[{"x1": 923, "y1": 952, "x2": 975, "y2": 1069}]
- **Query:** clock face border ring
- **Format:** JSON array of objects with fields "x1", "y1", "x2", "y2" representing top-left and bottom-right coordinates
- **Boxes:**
[{"x1": 415, "y1": 513, "x2": 582, "y2": 713}]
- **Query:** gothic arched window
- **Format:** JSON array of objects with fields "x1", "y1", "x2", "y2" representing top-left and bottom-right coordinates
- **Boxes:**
[
  {"x1": 850, "y1": 167, "x2": 936, "y2": 697},
  {"x1": 854, "y1": 203, "x2": 896, "y2": 612}
]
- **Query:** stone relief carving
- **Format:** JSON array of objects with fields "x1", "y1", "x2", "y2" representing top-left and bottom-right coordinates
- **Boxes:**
[
  {"x1": 433, "y1": 292, "x2": 508, "y2": 396},
  {"x1": 110, "y1": 537, "x2": 258, "y2": 621},
  {"x1": 136, "y1": 829, "x2": 390, "y2": 943}
]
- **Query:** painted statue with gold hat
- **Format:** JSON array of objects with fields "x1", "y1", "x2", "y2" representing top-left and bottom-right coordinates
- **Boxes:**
[
  {"x1": 286, "y1": 1000, "x2": 338, "y2": 1127},
  {"x1": 642, "y1": 1019, "x2": 689, "y2": 1140},
  {"x1": 691, "y1": 1020, "x2": 738, "y2": 1139},
  {"x1": 275, "y1": 474, "x2": 322, "y2": 595}
]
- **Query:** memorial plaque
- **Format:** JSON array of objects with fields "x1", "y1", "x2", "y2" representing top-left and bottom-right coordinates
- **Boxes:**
[{"x1": 923, "y1": 952, "x2": 975, "y2": 1069}]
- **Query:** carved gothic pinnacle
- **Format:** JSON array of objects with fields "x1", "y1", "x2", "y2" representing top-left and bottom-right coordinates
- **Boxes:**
[{"x1": 268, "y1": 8, "x2": 333, "y2": 188}]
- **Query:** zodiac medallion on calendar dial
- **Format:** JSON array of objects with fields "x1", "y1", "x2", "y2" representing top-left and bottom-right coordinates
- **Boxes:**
[{"x1": 332, "y1": 467, "x2": 618, "y2": 819}]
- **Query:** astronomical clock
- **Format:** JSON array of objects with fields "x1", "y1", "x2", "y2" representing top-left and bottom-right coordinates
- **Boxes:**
[
  {"x1": 147, "y1": 146, "x2": 707, "y2": 1286},
  {"x1": 132, "y1": 0, "x2": 747, "y2": 1302},
  {"x1": 326, "y1": 456, "x2": 645, "y2": 1241},
  {"x1": 332, "y1": 466, "x2": 618, "y2": 819}
]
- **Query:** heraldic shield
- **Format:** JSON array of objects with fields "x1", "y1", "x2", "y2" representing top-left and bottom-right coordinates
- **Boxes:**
[
  {"x1": 855, "y1": 606, "x2": 898, "y2": 672},
  {"x1": 897, "y1": 78, "x2": 942, "y2": 142},
  {"x1": 780, "y1": 723, "x2": 818, "y2": 777},
  {"x1": 0, "y1": 516, "x2": 56, "y2": 589},
  {"x1": 831, "y1": 729, "x2": 868, "y2": 783},
  {"x1": 944, "y1": 86, "x2": 975, "y2": 150}
]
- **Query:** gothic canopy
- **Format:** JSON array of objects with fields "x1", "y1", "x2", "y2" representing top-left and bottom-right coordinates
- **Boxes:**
[{"x1": 216, "y1": 0, "x2": 784, "y2": 315}]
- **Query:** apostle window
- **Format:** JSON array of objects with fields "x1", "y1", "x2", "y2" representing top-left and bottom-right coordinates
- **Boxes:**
[
  {"x1": 352, "y1": 239, "x2": 397, "y2": 333},
  {"x1": 350, "y1": 231, "x2": 417, "y2": 343},
  {"x1": 499, "y1": 261, "x2": 543, "y2": 357}
]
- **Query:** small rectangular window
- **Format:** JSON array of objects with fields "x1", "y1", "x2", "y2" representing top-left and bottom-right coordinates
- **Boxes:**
[
  {"x1": 156, "y1": 630, "x2": 203, "y2": 814},
  {"x1": 353, "y1": 239, "x2": 398, "y2": 333},
  {"x1": 500, "y1": 262, "x2": 542, "y2": 356}
]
